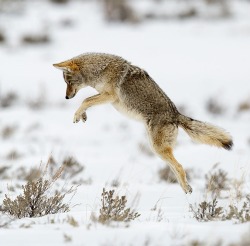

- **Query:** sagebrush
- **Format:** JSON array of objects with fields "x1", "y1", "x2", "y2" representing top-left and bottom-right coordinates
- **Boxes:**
[
  {"x1": 189, "y1": 198, "x2": 223, "y2": 222},
  {"x1": 0, "y1": 163, "x2": 75, "y2": 219},
  {"x1": 95, "y1": 188, "x2": 140, "y2": 224}
]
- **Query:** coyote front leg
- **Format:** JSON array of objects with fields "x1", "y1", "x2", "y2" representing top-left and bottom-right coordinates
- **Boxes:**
[{"x1": 73, "y1": 92, "x2": 115, "y2": 123}]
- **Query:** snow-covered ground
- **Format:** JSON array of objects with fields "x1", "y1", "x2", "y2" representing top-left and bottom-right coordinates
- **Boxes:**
[{"x1": 0, "y1": 1, "x2": 250, "y2": 245}]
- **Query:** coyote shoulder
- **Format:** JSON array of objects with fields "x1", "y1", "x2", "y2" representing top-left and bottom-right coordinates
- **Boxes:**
[{"x1": 53, "y1": 52, "x2": 233, "y2": 194}]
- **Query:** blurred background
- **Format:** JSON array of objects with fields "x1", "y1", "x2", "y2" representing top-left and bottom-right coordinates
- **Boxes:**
[{"x1": 0, "y1": 0, "x2": 250, "y2": 104}]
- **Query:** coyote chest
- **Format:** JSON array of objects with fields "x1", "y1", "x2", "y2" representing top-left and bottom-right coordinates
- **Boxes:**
[{"x1": 112, "y1": 101, "x2": 144, "y2": 122}]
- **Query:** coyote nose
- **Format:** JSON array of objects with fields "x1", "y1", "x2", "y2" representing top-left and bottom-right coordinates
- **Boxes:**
[{"x1": 65, "y1": 96, "x2": 69, "y2": 99}]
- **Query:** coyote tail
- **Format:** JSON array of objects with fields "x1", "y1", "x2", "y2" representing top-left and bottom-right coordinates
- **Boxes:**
[{"x1": 178, "y1": 114, "x2": 233, "y2": 150}]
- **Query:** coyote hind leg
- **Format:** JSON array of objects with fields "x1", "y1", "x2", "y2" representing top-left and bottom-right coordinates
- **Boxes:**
[
  {"x1": 147, "y1": 123, "x2": 192, "y2": 194},
  {"x1": 161, "y1": 147, "x2": 192, "y2": 194}
]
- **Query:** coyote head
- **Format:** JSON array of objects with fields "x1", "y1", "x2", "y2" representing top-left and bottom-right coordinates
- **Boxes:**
[{"x1": 53, "y1": 60, "x2": 86, "y2": 99}]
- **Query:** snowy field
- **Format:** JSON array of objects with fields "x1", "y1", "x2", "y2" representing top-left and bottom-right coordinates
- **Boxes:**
[{"x1": 0, "y1": 0, "x2": 250, "y2": 245}]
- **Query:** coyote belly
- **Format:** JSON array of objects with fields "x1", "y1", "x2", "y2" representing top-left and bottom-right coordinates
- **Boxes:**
[{"x1": 53, "y1": 52, "x2": 233, "y2": 194}]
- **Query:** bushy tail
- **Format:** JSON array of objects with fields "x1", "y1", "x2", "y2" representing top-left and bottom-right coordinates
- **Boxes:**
[{"x1": 178, "y1": 114, "x2": 233, "y2": 150}]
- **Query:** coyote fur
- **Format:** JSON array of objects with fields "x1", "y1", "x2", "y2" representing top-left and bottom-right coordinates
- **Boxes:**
[{"x1": 53, "y1": 53, "x2": 233, "y2": 194}]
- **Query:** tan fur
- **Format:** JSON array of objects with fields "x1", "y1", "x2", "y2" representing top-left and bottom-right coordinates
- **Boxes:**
[{"x1": 53, "y1": 52, "x2": 233, "y2": 194}]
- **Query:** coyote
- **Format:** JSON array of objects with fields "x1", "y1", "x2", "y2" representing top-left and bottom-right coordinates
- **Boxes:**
[{"x1": 53, "y1": 53, "x2": 233, "y2": 194}]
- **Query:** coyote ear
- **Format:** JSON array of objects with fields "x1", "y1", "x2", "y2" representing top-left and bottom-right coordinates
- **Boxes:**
[{"x1": 53, "y1": 60, "x2": 79, "y2": 72}]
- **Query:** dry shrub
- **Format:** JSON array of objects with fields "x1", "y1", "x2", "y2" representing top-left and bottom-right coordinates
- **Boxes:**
[
  {"x1": 225, "y1": 195, "x2": 250, "y2": 223},
  {"x1": 50, "y1": 0, "x2": 70, "y2": 4},
  {"x1": 205, "y1": 0, "x2": 231, "y2": 18},
  {"x1": 95, "y1": 188, "x2": 140, "y2": 224},
  {"x1": 1, "y1": 179, "x2": 70, "y2": 218},
  {"x1": 12, "y1": 155, "x2": 85, "y2": 184},
  {"x1": 13, "y1": 166, "x2": 42, "y2": 182},
  {"x1": 47, "y1": 155, "x2": 84, "y2": 180},
  {"x1": 110, "y1": 178, "x2": 120, "y2": 188},
  {"x1": 102, "y1": 0, "x2": 138, "y2": 23},
  {"x1": 6, "y1": 149, "x2": 22, "y2": 160},
  {"x1": 159, "y1": 166, "x2": 177, "y2": 183},
  {"x1": 61, "y1": 156, "x2": 84, "y2": 179},
  {"x1": 237, "y1": 99, "x2": 250, "y2": 113},
  {"x1": 187, "y1": 240, "x2": 206, "y2": 246},
  {"x1": 0, "y1": 164, "x2": 75, "y2": 219},
  {"x1": 0, "y1": 165, "x2": 10, "y2": 179},
  {"x1": 0, "y1": 92, "x2": 18, "y2": 108},
  {"x1": 23, "y1": 167, "x2": 41, "y2": 182},
  {"x1": 0, "y1": 30, "x2": 6, "y2": 43},
  {"x1": 1, "y1": 125, "x2": 17, "y2": 139},
  {"x1": 144, "y1": 0, "x2": 231, "y2": 21},
  {"x1": 230, "y1": 177, "x2": 245, "y2": 202},
  {"x1": 22, "y1": 33, "x2": 50, "y2": 45},
  {"x1": 206, "y1": 97, "x2": 226, "y2": 116},
  {"x1": 178, "y1": 7, "x2": 197, "y2": 19},
  {"x1": 60, "y1": 18, "x2": 74, "y2": 28},
  {"x1": 64, "y1": 215, "x2": 79, "y2": 227},
  {"x1": 63, "y1": 234, "x2": 72, "y2": 243},
  {"x1": 187, "y1": 239, "x2": 223, "y2": 246},
  {"x1": 190, "y1": 195, "x2": 250, "y2": 224},
  {"x1": 205, "y1": 164, "x2": 230, "y2": 198},
  {"x1": 189, "y1": 198, "x2": 223, "y2": 222},
  {"x1": 159, "y1": 166, "x2": 193, "y2": 184}
]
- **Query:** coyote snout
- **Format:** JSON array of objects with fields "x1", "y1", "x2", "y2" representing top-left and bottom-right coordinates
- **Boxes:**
[
  {"x1": 65, "y1": 84, "x2": 77, "y2": 99},
  {"x1": 53, "y1": 52, "x2": 233, "y2": 194},
  {"x1": 66, "y1": 95, "x2": 74, "y2": 99}
]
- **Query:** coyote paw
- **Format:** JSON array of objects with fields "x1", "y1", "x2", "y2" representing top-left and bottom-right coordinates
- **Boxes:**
[
  {"x1": 184, "y1": 183, "x2": 193, "y2": 194},
  {"x1": 73, "y1": 111, "x2": 87, "y2": 123}
]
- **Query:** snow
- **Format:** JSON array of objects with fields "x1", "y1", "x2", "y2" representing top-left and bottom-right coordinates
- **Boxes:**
[{"x1": 0, "y1": 0, "x2": 250, "y2": 245}]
